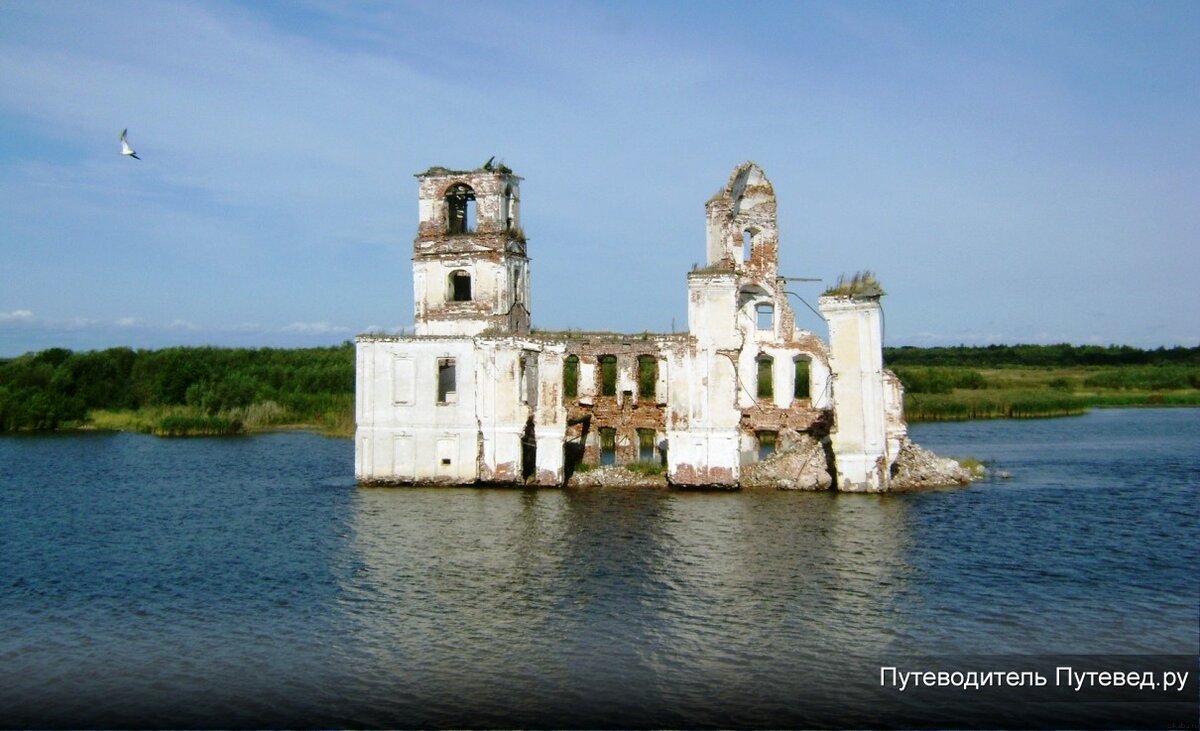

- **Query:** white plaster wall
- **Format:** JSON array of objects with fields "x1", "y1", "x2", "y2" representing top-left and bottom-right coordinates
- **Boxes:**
[
  {"x1": 665, "y1": 341, "x2": 741, "y2": 485},
  {"x1": 883, "y1": 369, "x2": 907, "y2": 471},
  {"x1": 474, "y1": 342, "x2": 527, "y2": 481},
  {"x1": 809, "y1": 357, "x2": 833, "y2": 410},
  {"x1": 653, "y1": 355, "x2": 668, "y2": 405},
  {"x1": 688, "y1": 274, "x2": 738, "y2": 350},
  {"x1": 533, "y1": 347, "x2": 567, "y2": 483},
  {"x1": 665, "y1": 349, "x2": 690, "y2": 431},
  {"x1": 355, "y1": 337, "x2": 480, "y2": 484},
  {"x1": 820, "y1": 296, "x2": 888, "y2": 491},
  {"x1": 616, "y1": 355, "x2": 637, "y2": 406},
  {"x1": 666, "y1": 427, "x2": 740, "y2": 485},
  {"x1": 577, "y1": 361, "x2": 597, "y2": 403},
  {"x1": 414, "y1": 258, "x2": 511, "y2": 337}
]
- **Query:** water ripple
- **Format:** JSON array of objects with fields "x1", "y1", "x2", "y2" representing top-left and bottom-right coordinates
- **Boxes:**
[{"x1": 0, "y1": 411, "x2": 1196, "y2": 727}]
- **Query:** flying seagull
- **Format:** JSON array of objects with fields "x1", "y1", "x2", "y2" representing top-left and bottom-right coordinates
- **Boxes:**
[{"x1": 120, "y1": 129, "x2": 140, "y2": 160}]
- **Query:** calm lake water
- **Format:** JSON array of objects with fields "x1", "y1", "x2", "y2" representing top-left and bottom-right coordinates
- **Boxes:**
[{"x1": 1, "y1": 409, "x2": 1196, "y2": 729}]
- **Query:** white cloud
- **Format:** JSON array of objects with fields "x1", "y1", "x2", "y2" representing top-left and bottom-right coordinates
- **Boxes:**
[
  {"x1": 282, "y1": 321, "x2": 351, "y2": 335},
  {"x1": 0, "y1": 309, "x2": 35, "y2": 322}
]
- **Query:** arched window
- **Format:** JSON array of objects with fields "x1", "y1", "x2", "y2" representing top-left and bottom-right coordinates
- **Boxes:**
[
  {"x1": 757, "y1": 354, "x2": 774, "y2": 399},
  {"x1": 503, "y1": 185, "x2": 514, "y2": 231},
  {"x1": 756, "y1": 303, "x2": 774, "y2": 331},
  {"x1": 793, "y1": 356, "x2": 811, "y2": 400},
  {"x1": 448, "y1": 270, "x2": 472, "y2": 302},
  {"x1": 445, "y1": 183, "x2": 476, "y2": 234}
]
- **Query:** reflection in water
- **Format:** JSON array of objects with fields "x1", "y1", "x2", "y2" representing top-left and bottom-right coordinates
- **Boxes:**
[{"x1": 338, "y1": 486, "x2": 921, "y2": 727}]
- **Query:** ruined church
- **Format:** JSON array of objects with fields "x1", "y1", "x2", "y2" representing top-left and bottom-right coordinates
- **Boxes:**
[{"x1": 355, "y1": 161, "x2": 931, "y2": 491}]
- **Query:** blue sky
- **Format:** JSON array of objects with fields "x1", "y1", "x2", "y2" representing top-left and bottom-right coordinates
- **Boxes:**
[{"x1": 1, "y1": 0, "x2": 1197, "y2": 357}]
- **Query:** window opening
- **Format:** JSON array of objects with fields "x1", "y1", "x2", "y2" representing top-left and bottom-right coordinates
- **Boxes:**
[
  {"x1": 449, "y1": 270, "x2": 472, "y2": 302},
  {"x1": 757, "y1": 354, "x2": 774, "y2": 400},
  {"x1": 743, "y1": 230, "x2": 753, "y2": 262},
  {"x1": 437, "y1": 358, "x2": 456, "y2": 404},
  {"x1": 794, "y1": 357, "x2": 811, "y2": 400},
  {"x1": 520, "y1": 352, "x2": 538, "y2": 406},
  {"x1": 638, "y1": 429, "x2": 656, "y2": 463},
  {"x1": 563, "y1": 355, "x2": 579, "y2": 398},
  {"x1": 445, "y1": 184, "x2": 476, "y2": 234},
  {"x1": 599, "y1": 355, "x2": 617, "y2": 397},
  {"x1": 757, "y1": 430, "x2": 777, "y2": 461},
  {"x1": 504, "y1": 185, "x2": 514, "y2": 231},
  {"x1": 521, "y1": 417, "x2": 536, "y2": 482},
  {"x1": 637, "y1": 355, "x2": 657, "y2": 399},
  {"x1": 756, "y1": 303, "x2": 774, "y2": 331},
  {"x1": 599, "y1": 427, "x2": 617, "y2": 466}
]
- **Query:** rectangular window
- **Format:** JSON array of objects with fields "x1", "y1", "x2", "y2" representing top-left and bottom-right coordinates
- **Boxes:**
[
  {"x1": 437, "y1": 358, "x2": 456, "y2": 404},
  {"x1": 600, "y1": 355, "x2": 617, "y2": 397},
  {"x1": 599, "y1": 427, "x2": 616, "y2": 466},
  {"x1": 638, "y1": 429, "x2": 656, "y2": 463},
  {"x1": 637, "y1": 356, "x2": 656, "y2": 399},
  {"x1": 520, "y1": 352, "x2": 538, "y2": 406},
  {"x1": 756, "y1": 303, "x2": 774, "y2": 331},
  {"x1": 757, "y1": 357, "x2": 774, "y2": 400},
  {"x1": 794, "y1": 358, "x2": 810, "y2": 400},
  {"x1": 563, "y1": 355, "x2": 579, "y2": 398},
  {"x1": 757, "y1": 430, "x2": 777, "y2": 461}
]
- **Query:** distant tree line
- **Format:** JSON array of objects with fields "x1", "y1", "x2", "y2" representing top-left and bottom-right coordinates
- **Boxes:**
[
  {"x1": 0, "y1": 344, "x2": 354, "y2": 432},
  {"x1": 2, "y1": 342, "x2": 1197, "y2": 432},
  {"x1": 883, "y1": 344, "x2": 1200, "y2": 367}
]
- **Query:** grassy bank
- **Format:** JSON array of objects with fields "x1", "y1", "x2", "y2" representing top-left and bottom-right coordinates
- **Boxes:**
[
  {"x1": 86, "y1": 396, "x2": 355, "y2": 438},
  {"x1": 894, "y1": 364, "x2": 1200, "y2": 421},
  {"x1": 1, "y1": 344, "x2": 354, "y2": 437}
]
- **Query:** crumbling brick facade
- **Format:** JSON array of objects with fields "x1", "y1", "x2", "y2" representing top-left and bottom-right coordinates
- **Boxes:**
[{"x1": 356, "y1": 161, "x2": 907, "y2": 490}]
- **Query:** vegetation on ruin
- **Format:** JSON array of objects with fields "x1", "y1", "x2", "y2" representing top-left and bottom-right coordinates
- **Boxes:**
[
  {"x1": 823, "y1": 270, "x2": 885, "y2": 298},
  {"x1": 626, "y1": 461, "x2": 667, "y2": 476},
  {"x1": 1, "y1": 343, "x2": 1197, "y2": 436},
  {"x1": 688, "y1": 262, "x2": 735, "y2": 275}
]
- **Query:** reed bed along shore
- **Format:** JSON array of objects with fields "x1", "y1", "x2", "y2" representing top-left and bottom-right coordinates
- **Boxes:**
[{"x1": 896, "y1": 365, "x2": 1200, "y2": 421}]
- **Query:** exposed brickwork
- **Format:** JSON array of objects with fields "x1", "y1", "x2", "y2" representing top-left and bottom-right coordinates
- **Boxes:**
[
  {"x1": 357, "y1": 161, "x2": 918, "y2": 491},
  {"x1": 670, "y1": 463, "x2": 737, "y2": 488}
]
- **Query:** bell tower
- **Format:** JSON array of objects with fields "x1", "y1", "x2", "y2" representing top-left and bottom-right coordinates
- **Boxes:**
[{"x1": 412, "y1": 163, "x2": 530, "y2": 336}]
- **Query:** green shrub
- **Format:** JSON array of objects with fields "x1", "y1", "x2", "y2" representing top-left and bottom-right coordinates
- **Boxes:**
[
  {"x1": 894, "y1": 366, "x2": 987, "y2": 394},
  {"x1": 155, "y1": 414, "x2": 244, "y2": 437},
  {"x1": 626, "y1": 462, "x2": 665, "y2": 476}
]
